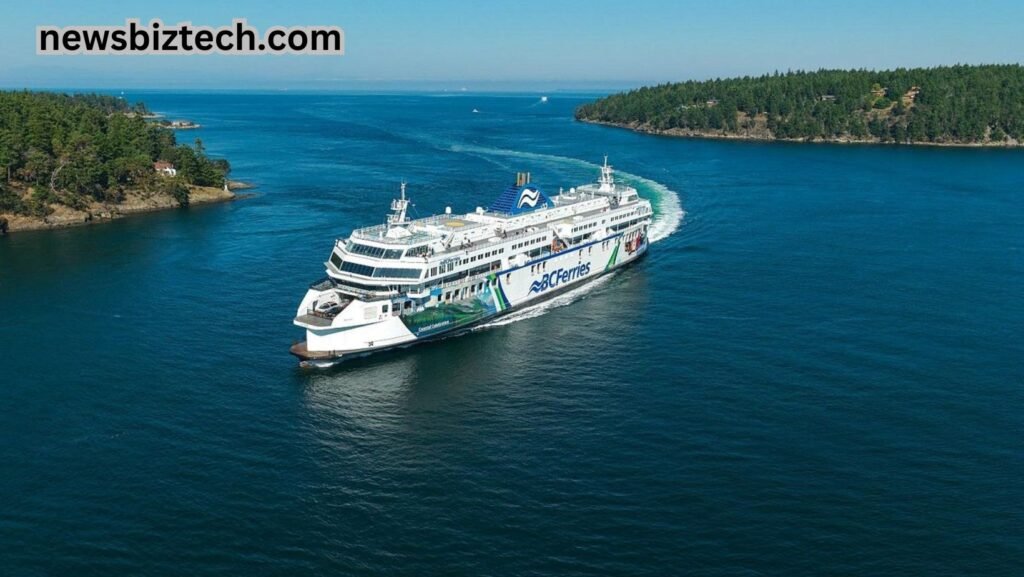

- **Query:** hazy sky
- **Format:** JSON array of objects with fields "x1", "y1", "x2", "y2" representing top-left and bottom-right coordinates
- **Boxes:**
[{"x1": 3, "y1": 0, "x2": 1023, "y2": 90}]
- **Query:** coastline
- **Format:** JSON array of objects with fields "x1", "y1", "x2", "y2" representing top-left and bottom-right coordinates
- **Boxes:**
[
  {"x1": 578, "y1": 118, "x2": 1024, "y2": 148},
  {"x1": 0, "y1": 181, "x2": 251, "y2": 234}
]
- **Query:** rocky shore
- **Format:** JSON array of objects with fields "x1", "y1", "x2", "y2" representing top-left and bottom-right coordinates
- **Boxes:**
[
  {"x1": 579, "y1": 118, "x2": 1023, "y2": 147},
  {"x1": 0, "y1": 181, "x2": 250, "y2": 234}
]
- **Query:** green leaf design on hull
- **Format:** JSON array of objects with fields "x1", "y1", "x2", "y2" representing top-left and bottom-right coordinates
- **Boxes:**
[{"x1": 605, "y1": 241, "x2": 620, "y2": 271}]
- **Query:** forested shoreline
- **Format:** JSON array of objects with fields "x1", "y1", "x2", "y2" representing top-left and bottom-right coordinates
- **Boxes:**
[
  {"x1": 0, "y1": 91, "x2": 234, "y2": 232},
  {"x1": 576, "y1": 65, "x2": 1024, "y2": 146}
]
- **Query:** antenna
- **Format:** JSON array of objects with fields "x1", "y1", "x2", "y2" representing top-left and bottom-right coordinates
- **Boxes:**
[
  {"x1": 387, "y1": 181, "x2": 411, "y2": 230},
  {"x1": 598, "y1": 156, "x2": 614, "y2": 191}
]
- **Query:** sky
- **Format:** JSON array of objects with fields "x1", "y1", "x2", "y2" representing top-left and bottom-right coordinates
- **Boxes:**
[{"x1": 2, "y1": 0, "x2": 1023, "y2": 91}]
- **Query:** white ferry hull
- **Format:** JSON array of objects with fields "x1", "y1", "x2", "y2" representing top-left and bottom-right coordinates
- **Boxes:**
[{"x1": 291, "y1": 230, "x2": 648, "y2": 364}]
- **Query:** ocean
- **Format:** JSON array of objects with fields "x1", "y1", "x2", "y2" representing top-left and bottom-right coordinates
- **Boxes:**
[{"x1": 0, "y1": 91, "x2": 1021, "y2": 575}]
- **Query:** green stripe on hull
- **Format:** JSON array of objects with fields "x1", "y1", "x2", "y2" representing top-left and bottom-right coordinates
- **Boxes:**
[
  {"x1": 605, "y1": 241, "x2": 621, "y2": 271},
  {"x1": 487, "y1": 273, "x2": 512, "y2": 311}
]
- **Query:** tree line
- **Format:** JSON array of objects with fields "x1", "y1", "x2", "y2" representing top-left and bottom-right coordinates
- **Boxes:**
[
  {"x1": 575, "y1": 65, "x2": 1024, "y2": 144},
  {"x1": 0, "y1": 91, "x2": 229, "y2": 216}
]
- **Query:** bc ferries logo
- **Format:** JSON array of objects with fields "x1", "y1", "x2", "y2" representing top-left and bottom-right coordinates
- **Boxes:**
[
  {"x1": 529, "y1": 262, "x2": 591, "y2": 294},
  {"x1": 517, "y1": 186, "x2": 541, "y2": 209}
]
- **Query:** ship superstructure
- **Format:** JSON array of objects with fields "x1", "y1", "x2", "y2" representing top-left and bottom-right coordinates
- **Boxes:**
[{"x1": 291, "y1": 158, "x2": 652, "y2": 364}]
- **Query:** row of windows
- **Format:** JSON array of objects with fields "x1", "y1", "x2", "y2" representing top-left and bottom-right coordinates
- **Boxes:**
[
  {"x1": 345, "y1": 242, "x2": 404, "y2": 259},
  {"x1": 339, "y1": 259, "x2": 423, "y2": 279},
  {"x1": 437, "y1": 260, "x2": 499, "y2": 286},
  {"x1": 340, "y1": 260, "x2": 374, "y2": 276},
  {"x1": 512, "y1": 235, "x2": 547, "y2": 250},
  {"x1": 609, "y1": 218, "x2": 643, "y2": 232},
  {"x1": 571, "y1": 221, "x2": 598, "y2": 234},
  {"x1": 465, "y1": 247, "x2": 504, "y2": 265},
  {"x1": 344, "y1": 241, "x2": 432, "y2": 260},
  {"x1": 425, "y1": 248, "x2": 505, "y2": 279},
  {"x1": 375, "y1": 267, "x2": 424, "y2": 279}
]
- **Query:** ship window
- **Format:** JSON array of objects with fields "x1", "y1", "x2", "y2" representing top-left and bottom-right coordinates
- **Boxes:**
[
  {"x1": 430, "y1": 267, "x2": 438, "y2": 276},
  {"x1": 340, "y1": 260, "x2": 375, "y2": 277},
  {"x1": 346, "y1": 242, "x2": 388, "y2": 258},
  {"x1": 407, "y1": 245, "x2": 429, "y2": 257},
  {"x1": 372, "y1": 267, "x2": 423, "y2": 279},
  {"x1": 381, "y1": 304, "x2": 389, "y2": 313},
  {"x1": 329, "y1": 251, "x2": 343, "y2": 268},
  {"x1": 383, "y1": 249, "x2": 404, "y2": 259}
]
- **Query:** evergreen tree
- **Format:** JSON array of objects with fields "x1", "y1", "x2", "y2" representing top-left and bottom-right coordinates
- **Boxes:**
[
  {"x1": 0, "y1": 91, "x2": 231, "y2": 216},
  {"x1": 575, "y1": 65, "x2": 1024, "y2": 145}
]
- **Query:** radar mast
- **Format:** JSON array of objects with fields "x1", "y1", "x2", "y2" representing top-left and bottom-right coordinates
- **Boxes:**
[
  {"x1": 385, "y1": 181, "x2": 412, "y2": 238},
  {"x1": 598, "y1": 156, "x2": 615, "y2": 192}
]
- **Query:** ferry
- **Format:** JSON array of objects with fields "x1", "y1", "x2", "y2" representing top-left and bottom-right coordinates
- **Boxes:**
[{"x1": 290, "y1": 158, "x2": 652, "y2": 365}]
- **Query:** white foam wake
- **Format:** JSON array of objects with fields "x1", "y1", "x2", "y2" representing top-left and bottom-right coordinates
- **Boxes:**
[{"x1": 621, "y1": 171, "x2": 684, "y2": 242}]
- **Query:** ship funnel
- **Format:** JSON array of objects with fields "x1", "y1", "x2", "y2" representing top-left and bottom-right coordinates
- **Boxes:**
[{"x1": 515, "y1": 172, "x2": 532, "y2": 186}]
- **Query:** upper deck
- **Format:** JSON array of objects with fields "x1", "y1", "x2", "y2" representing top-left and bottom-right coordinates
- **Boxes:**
[
  {"x1": 345, "y1": 161, "x2": 636, "y2": 255},
  {"x1": 323, "y1": 159, "x2": 651, "y2": 292}
]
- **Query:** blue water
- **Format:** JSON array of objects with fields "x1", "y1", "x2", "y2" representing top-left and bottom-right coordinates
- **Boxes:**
[{"x1": 1, "y1": 92, "x2": 1022, "y2": 576}]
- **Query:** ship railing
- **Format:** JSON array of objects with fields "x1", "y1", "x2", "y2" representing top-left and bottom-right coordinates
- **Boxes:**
[
  {"x1": 309, "y1": 277, "x2": 335, "y2": 291},
  {"x1": 350, "y1": 214, "x2": 464, "y2": 243},
  {"x1": 334, "y1": 283, "x2": 397, "y2": 299}
]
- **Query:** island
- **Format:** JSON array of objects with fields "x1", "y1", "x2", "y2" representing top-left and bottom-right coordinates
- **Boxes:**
[
  {"x1": 0, "y1": 91, "x2": 240, "y2": 233},
  {"x1": 575, "y1": 64, "x2": 1024, "y2": 146}
]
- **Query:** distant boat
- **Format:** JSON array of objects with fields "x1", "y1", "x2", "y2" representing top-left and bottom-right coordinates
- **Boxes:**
[
  {"x1": 472, "y1": 108, "x2": 480, "y2": 113},
  {"x1": 540, "y1": 96, "x2": 548, "y2": 103}
]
